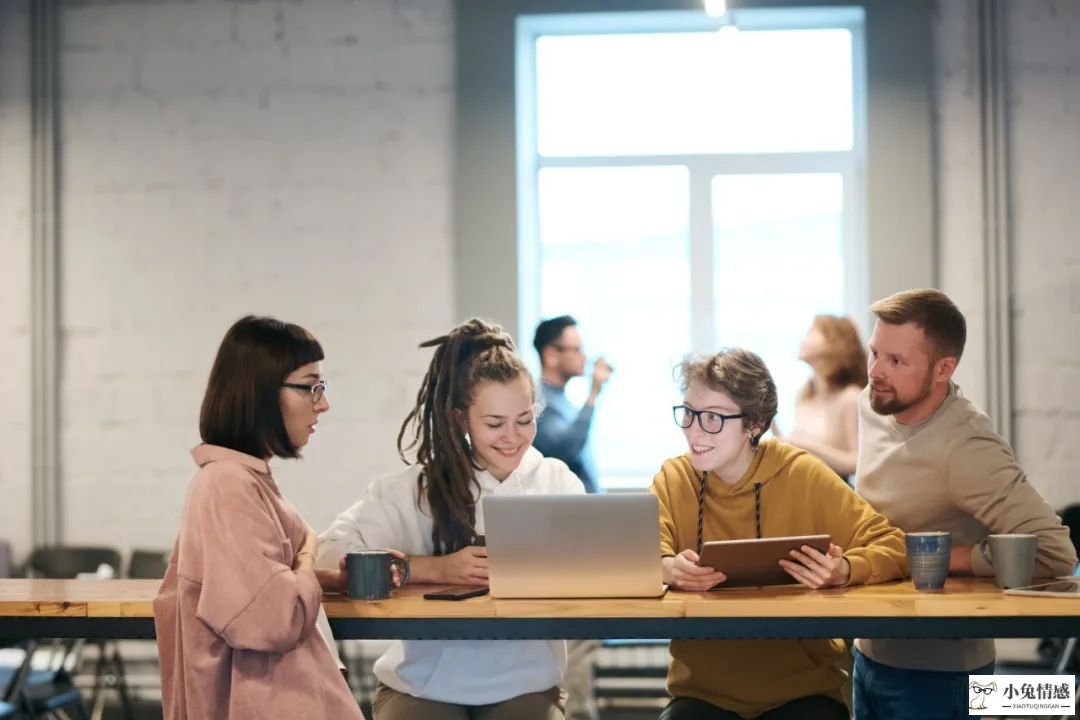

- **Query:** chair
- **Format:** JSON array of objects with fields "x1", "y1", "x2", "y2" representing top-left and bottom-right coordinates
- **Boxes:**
[
  {"x1": 25, "y1": 548, "x2": 121, "y2": 580},
  {"x1": 81, "y1": 549, "x2": 171, "y2": 719},
  {"x1": 1, "y1": 638, "x2": 88, "y2": 720},
  {"x1": 126, "y1": 550, "x2": 168, "y2": 581},
  {"x1": 23, "y1": 547, "x2": 123, "y2": 720}
]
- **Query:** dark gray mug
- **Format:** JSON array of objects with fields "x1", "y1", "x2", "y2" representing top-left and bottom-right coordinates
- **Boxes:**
[{"x1": 346, "y1": 551, "x2": 410, "y2": 600}]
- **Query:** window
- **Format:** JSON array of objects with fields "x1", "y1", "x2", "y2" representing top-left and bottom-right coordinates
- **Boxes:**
[{"x1": 517, "y1": 8, "x2": 866, "y2": 488}]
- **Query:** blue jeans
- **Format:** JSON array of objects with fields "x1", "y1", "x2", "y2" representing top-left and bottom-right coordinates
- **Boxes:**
[{"x1": 853, "y1": 648, "x2": 994, "y2": 720}]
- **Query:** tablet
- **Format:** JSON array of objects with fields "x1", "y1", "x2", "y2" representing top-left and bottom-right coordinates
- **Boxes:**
[
  {"x1": 697, "y1": 534, "x2": 832, "y2": 588},
  {"x1": 1003, "y1": 578, "x2": 1080, "y2": 598}
]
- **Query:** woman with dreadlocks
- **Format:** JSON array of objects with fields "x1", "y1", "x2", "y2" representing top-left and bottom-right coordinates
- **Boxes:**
[
  {"x1": 317, "y1": 318, "x2": 582, "y2": 719},
  {"x1": 652, "y1": 348, "x2": 906, "y2": 720}
]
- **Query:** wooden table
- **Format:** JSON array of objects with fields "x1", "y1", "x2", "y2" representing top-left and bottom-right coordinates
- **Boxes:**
[{"x1": 2, "y1": 578, "x2": 1078, "y2": 640}]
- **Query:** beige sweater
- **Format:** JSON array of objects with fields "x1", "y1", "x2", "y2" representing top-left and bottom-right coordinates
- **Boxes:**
[{"x1": 854, "y1": 384, "x2": 1077, "y2": 672}]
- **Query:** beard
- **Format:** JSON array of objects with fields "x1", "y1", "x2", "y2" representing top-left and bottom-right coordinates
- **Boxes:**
[{"x1": 869, "y1": 371, "x2": 934, "y2": 416}]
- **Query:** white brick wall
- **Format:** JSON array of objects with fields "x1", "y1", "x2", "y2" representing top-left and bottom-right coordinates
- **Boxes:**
[
  {"x1": 51, "y1": 0, "x2": 455, "y2": 556},
  {"x1": 1006, "y1": 0, "x2": 1080, "y2": 511},
  {"x1": 0, "y1": 0, "x2": 33, "y2": 562},
  {"x1": 934, "y1": 0, "x2": 1080, "y2": 509},
  {"x1": 3, "y1": 0, "x2": 1078, "y2": 565}
]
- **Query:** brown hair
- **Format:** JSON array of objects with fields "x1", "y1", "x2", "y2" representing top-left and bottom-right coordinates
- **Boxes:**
[
  {"x1": 397, "y1": 318, "x2": 534, "y2": 555},
  {"x1": 800, "y1": 315, "x2": 868, "y2": 400},
  {"x1": 871, "y1": 289, "x2": 967, "y2": 360},
  {"x1": 678, "y1": 348, "x2": 777, "y2": 446},
  {"x1": 199, "y1": 315, "x2": 324, "y2": 460}
]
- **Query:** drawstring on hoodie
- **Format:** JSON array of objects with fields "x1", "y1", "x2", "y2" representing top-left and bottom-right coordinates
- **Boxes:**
[{"x1": 696, "y1": 472, "x2": 762, "y2": 553}]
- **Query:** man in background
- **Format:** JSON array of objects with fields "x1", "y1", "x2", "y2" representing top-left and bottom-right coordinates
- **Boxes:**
[
  {"x1": 533, "y1": 315, "x2": 612, "y2": 720},
  {"x1": 533, "y1": 315, "x2": 611, "y2": 494}
]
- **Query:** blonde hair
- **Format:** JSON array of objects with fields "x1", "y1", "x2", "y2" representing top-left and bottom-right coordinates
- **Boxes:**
[
  {"x1": 800, "y1": 315, "x2": 868, "y2": 400},
  {"x1": 871, "y1": 289, "x2": 967, "y2": 360}
]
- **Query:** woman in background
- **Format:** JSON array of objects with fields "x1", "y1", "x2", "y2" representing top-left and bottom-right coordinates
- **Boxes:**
[
  {"x1": 318, "y1": 318, "x2": 583, "y2": 720},
  {"x1": 154, "y1": 315, "x2": 361, "y2": 719},
  {"x1": 779, "y1": 315, "x2": 867, "y2": 480}
]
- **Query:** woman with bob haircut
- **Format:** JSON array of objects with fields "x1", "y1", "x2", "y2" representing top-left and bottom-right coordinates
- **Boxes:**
[
  {"x1": 318, "y1": 318, "x2": 583, "y2": 720},
  {"x1": 651, "y1": 348, "x2": 906, "y2": 720},
  {"x1": 778, "y1": 314, "x2": 868, "y2": 480},
  {"x1": 154, "y1": 315, "x2": 363, "y2": 720}
]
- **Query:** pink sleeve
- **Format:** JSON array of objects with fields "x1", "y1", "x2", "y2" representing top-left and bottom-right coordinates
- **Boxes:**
[{"x1": 190, "y1": 467, "x2": 323, "y2": 653}]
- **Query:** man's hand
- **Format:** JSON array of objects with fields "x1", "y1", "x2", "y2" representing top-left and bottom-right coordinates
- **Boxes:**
[
  {"x1": 779, "y1": 543, "x2": 851, "y2": 589},
  {"x1": 588, "y1": 358, "x2": 613, "y2": 401},
  {"x1": 664, "y1": 549, "x2": 727, "y2": 591}
]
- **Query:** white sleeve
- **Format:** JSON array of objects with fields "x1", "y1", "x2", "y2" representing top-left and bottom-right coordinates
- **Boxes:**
[{"x1": 316, "y1": 472, "x2": 421, "y2": 570}]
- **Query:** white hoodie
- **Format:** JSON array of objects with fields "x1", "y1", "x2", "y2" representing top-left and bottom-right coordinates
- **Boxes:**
[{"x1": 316, "y1": 447, "x2": 583, "y2": 705}]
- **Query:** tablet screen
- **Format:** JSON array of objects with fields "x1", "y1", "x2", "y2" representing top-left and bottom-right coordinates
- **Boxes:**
[{"x1": 697, "y1": 534, "x2": 832, "y2": 588}]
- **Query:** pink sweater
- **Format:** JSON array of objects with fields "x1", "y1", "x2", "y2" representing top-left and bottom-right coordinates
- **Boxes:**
[{"x1": 153, "y1": 444, "x2": 362, "y2": 719}]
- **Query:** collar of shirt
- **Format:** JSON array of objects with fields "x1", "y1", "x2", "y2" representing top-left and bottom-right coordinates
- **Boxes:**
[{"x1": 190, "y1": 443, "x2": 270, "y2": 475}]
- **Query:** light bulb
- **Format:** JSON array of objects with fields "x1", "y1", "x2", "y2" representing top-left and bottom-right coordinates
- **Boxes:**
[{"x1": 704, "y1": 0, "x2": 727, "y2": 18}]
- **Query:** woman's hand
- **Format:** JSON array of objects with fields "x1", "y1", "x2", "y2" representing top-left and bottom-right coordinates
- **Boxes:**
[
  {"x1": 409, "y1": 545, "x2": 488, "y2": 585},
  {"x1": 779, "y1": 543, "x2": 850, "y2": 589},
  {"x1": 316, "y1": 556, "x2": 348, "y2": 594},
  {"x1": 387, "y1": 549, "x2": 410, "y2": 587},
  {"x1": 294, "y1": 526, "x2": 318, "y2": 571},
  {"x1": 664, "y1": 549, "x2": 726, "y2": 591}
]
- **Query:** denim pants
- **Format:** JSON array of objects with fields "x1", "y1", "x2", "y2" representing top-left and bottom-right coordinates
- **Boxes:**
[{"x1": 853, "y1": 648, "x2": 995, "y2": 720}]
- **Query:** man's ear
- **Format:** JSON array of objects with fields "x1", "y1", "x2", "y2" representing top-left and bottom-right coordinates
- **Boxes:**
[
  {"x1": 934, "y1": 355, "x2": 958, "y2": 383},
  {"x1": 540, "y1": 346, "x2": 555, "y2": 370}
]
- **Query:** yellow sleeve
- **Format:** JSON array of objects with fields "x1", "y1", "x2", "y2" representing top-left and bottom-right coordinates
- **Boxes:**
[
  {"x1": 807, "y1": 461, "x2": 908, "y2": 585},
  {"x1": 648, "y1": 465, "x2": 679, "y2": 558}
]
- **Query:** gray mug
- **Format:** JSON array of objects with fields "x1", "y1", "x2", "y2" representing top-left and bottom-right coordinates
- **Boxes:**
[
  {"x1": 987, "y1": 534, "x2": 1038, "y2": 589},
  {"x1": 346, "y1": 551, "x2": 410, "y2": 600}
]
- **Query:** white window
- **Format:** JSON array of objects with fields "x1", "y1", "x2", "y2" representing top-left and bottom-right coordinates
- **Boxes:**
[{"x1": 517, "y1": 8, "x2": 866, "y2": 489}]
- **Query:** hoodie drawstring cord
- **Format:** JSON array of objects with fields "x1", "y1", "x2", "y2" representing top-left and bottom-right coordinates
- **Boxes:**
[{"x1": 697, "y1": 473, "x2": 763, "y2": 553}]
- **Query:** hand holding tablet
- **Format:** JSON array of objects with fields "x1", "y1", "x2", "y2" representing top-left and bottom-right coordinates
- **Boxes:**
[{"x1": 695, "y1": 534, "x2": 836, "y2": 589}]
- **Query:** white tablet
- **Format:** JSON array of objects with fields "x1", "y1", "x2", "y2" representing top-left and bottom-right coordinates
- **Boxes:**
[{"x1": 1003, "y1": 578, "x2": 1080, "y2": 598}]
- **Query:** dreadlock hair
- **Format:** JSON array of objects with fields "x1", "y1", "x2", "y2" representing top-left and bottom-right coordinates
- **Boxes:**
[{"x1": 397, "y1": 318, "x2": 535, "y2": 556}]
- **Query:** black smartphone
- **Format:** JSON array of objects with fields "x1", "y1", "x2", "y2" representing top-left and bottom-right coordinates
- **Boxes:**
[
  {"x1": 423, "y1": 585, "x2": 490, "y2": 601},
  {"x1": 470, "y1": 534, "x2": 486, "y2": 547}
]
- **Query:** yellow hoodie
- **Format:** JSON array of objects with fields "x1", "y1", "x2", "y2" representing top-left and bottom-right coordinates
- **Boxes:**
[{"x1": 649, "y1": 439, "x2": 906, "y2": 718}]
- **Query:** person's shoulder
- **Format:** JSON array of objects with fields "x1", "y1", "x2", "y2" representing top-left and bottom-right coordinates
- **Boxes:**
[
  {"x1": 655, "y1": 453, "x2": 696, "y2": 483},
  {"x1": 839, "y1": 384, "x2": 863, "y2": 404},
  {"x1": 367, "y1": 463, "x2": 424, "y2": 498},
  {"x1": 764, "y1": 440, "x2": 833, "y2": 481},
  {"x1": 936, "y1": 387, "x2": 1004, "y2": 447},
  {"x1": 191, "y1": 458, "x2": 261, "y2": 499}
]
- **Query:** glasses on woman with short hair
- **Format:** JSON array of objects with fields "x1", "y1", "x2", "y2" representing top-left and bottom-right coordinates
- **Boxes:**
[
  {"x1": 672, "y1": 405, "x2": 744, "y2": 434},
  {"x1": 282, "y1": 379, "x2": 328, "y2": 404}
]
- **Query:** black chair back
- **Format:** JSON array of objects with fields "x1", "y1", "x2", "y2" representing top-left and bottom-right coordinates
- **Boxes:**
[
  {"x1": 26, "y1": 546, "x2": 122, "y2": 579},
  {"x1": 127, "y1": 549, "x2": 169, "y2": 580}
]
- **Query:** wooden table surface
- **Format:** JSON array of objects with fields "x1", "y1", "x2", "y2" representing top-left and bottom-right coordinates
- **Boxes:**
[{"x1": 2, "y1": 577, "x2": 1078, "y2": 640}]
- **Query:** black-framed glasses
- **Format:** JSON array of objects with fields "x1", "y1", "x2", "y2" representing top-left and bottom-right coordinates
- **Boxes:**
[
  {"x1": 282, "y1": 379, "x2": 328, "y2": 404},
  {"x1": 672, "y1": 404, "x2": 744, "y2": 434}
]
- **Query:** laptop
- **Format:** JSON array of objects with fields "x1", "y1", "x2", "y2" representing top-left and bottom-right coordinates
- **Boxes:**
[{"x1": 483, "y1": 493, "x2": 666, "y2": 598}]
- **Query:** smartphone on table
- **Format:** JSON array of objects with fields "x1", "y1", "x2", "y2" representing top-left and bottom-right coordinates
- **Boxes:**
[{"x1": 423, "y1": 586, "x2": 490, "y2": 601}]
